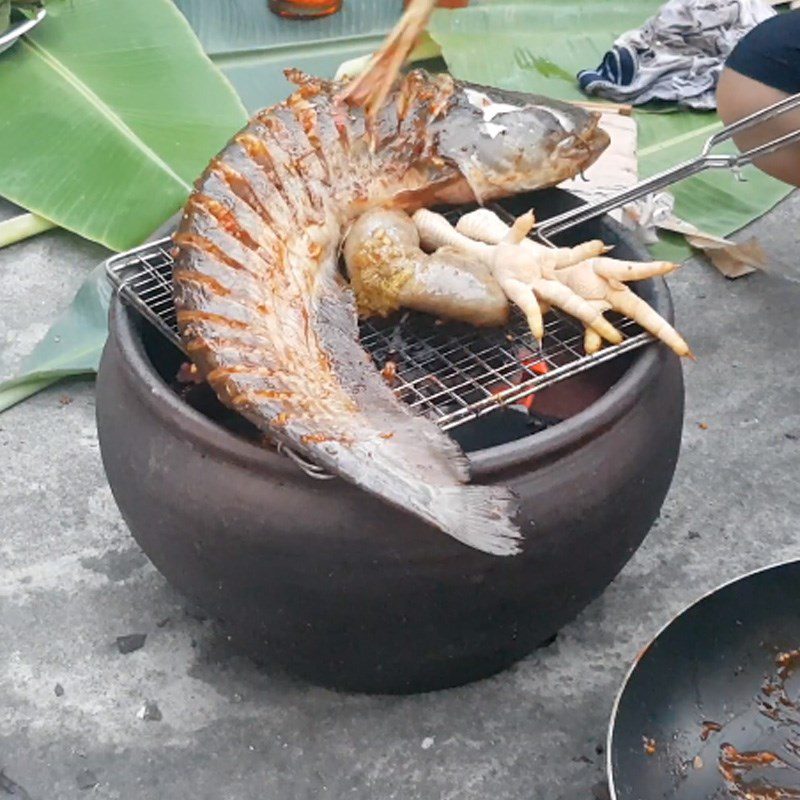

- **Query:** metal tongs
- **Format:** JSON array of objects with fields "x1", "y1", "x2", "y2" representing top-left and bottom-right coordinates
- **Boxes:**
[
  {"x1": 533, "y1": 91, "x2": 800, "y2": 246},
  {"x1": 0, "y1": 3, "x2": 46, "y2": 55}
]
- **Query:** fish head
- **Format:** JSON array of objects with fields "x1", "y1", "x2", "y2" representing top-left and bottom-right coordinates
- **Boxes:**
[{"x1": 431, "y1": 81, "x2": 610, "y2": 203}]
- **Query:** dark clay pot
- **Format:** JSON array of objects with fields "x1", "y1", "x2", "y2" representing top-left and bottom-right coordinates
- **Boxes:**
[{"x1": 96, "y1": 189, "x2": 685, "y2": 695}]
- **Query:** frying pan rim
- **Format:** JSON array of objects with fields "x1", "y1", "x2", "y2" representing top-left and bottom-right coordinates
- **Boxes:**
[{"x1": 606, "y1": 556, "x2": 800, "y2": 800}]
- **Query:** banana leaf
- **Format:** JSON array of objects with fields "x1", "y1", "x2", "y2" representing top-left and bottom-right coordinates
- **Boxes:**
[
  {"x1": 428, "y1": 0, "x2": 793, "y2": 262},
  {"x1": 0, "y1": 0, "x2": 247, "y2": 252},
  {"x1": 0, "y1": 0, "x2": 248, "y2": 412},
  {"x1": 0, "y1": 263, "x2": 110, "y2": 412},
  {"x1": 1, "y1": 1, "x2": 9, "y2": 35},
  {"x1": 4, "y1": 0, "x2": 791, "y2": 413}
]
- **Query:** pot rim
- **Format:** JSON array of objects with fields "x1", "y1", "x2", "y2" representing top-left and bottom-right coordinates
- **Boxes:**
[
  {"x1": 107, "y1": 264, "x2": 674, "y2": 480},
  {"x1": 105, "y1": 187, "x2": 679, "y2": 479}
]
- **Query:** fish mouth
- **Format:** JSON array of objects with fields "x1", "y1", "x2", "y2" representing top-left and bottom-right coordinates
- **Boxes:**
[{"x1": 558, "y1": 115, "x2": 611, "y2": 174}]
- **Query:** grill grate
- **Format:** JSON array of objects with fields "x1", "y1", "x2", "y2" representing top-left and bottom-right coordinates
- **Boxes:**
[{"x1": 105, "y1": 204, "x2": 651, "y2": 432}]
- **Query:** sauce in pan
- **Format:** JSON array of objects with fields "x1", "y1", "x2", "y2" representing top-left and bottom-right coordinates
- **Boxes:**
[
  {"x1": 699, "y1": 721, "x2": 722, "y2": 742},
  {"x1": 718, "y1": 649, "x2": 800, "y2": 799}
]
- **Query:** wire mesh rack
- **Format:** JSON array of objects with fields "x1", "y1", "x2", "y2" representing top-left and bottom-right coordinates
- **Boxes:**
[{"x1": 105, "y1": 204, "x2": 652, "y2": 433}]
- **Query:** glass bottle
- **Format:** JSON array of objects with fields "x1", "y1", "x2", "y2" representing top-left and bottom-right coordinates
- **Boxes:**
[{"x1": 268, "y1": 0, "x2": 342, "y2": 19}]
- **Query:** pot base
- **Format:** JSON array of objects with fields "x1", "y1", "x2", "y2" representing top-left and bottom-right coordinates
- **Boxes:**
[{"x1": 236, "y1": 629, "x2": 560, "y2": 696}]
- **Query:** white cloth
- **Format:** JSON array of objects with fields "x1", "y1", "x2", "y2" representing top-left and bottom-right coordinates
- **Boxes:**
[{"x1": 577, "y1": 0, "x2": 776, "y2": 109}]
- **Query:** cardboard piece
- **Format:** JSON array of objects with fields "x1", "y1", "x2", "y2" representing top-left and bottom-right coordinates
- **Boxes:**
[{"x1": 627, "y1": 191, "x2": 766, "y2": 278}]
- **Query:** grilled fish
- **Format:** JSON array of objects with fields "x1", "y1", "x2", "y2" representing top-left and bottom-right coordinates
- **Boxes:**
[{"x1": 172, "y1": 69, "x2": 608, "y2": 556}]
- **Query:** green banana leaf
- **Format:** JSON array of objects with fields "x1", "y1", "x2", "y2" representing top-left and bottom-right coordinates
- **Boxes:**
[
  {"x1": 428, "y1": 0, "x2": 793, "y2": 262},
  {"x1": 0, "y1": 0, "x2": 248, "y2": 412},
  {"x1": 0, "y1": 263, "x2": 110, "y2": 413},
  {"x1": 1, "y1": 1, "x2": 9, "y2": 35},
  {"x1": 0, "y1": 0, "x2": 247, "y2": 252}
]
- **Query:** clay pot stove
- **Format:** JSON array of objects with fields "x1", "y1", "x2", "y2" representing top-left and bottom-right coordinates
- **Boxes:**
[{"x1": 95, "y1": 190, "x2": 685, "y2": 694}]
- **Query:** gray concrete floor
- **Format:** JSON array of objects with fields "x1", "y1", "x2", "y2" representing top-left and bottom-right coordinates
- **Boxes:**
[{"x1": 1, "y1": 194, "x2": 799, "y2": 800}]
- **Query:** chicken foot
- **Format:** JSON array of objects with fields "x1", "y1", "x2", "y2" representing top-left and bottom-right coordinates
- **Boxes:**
[
  {"x1": 455, "y1": 209, "x2": 692, "y2": 357},
  {"x1": 413, "y1": 208, "x2": 624, "y2": 347}
]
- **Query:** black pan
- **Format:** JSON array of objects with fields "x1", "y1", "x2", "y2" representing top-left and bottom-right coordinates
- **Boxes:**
[{"x1": 609, "y1": 559, "x2": 800, "y2": 799}]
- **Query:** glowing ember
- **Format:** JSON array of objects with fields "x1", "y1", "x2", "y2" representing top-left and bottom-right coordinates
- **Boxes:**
[
  {"x1": 518, "y1": 356, "x2": 550, "y2": 410},
  {"x1": 488, "y1": 353, "x2": 550, "y2": 411},
  {"x1": 176, "y1": 361, "x2": 203, "y2": 385},
  {"x1": 381, "y1": 359, "x2": 398, "y2": 386}
]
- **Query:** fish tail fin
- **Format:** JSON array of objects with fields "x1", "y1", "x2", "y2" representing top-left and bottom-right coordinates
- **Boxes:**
[{"x1": 426, "y1": 484, "x2": 524, "y2": 557}]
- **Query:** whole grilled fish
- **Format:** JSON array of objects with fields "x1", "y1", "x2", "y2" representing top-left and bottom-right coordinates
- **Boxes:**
[{"x1": 172, "y1": 69, "x2": 608, "y2": 556}]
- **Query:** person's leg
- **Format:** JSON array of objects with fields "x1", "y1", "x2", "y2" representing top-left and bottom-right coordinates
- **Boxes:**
[{"x1": 716, "y1": 11, "x2": 800, "y2": 188}]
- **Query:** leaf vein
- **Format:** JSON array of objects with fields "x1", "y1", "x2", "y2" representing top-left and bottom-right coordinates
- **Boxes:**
[{"x1": 21, "y1": 37, "x2": 192, "y2": 193}]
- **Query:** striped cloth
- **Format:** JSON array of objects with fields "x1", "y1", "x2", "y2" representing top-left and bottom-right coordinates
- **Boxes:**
[{"x1": 578, "y1": 0, "x2": 776, "y2": 110}]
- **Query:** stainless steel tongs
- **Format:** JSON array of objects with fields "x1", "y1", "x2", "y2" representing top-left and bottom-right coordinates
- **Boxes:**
[
  {"x1": 533, "y1": 91, "x2": 800, "y2": 245},
  {"x1": 0, "y1": 3, "x2": 46, "y2": 55}
]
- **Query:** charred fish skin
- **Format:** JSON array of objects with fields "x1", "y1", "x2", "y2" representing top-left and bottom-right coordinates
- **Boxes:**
[
  {"x1": 430, "y1": 81, "x2": 609, "y2": 203},
  {"x1": 172, "y1": 69, "x2": 608, "y2": 557}
]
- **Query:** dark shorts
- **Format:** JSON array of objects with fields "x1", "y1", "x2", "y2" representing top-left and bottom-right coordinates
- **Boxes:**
[{"x1": 726, "y1": 9, "x2": 800, "y2": 95}]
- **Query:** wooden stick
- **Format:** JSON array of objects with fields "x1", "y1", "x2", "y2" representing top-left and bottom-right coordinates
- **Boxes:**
[{"x1": 573, "y1": 100, "x2": 634, "y2": 117}]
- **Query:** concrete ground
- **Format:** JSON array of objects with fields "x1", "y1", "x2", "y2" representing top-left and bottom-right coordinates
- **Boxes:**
[{"x1": 1, "y1": 192, "x2": 799, "y2": 800}]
